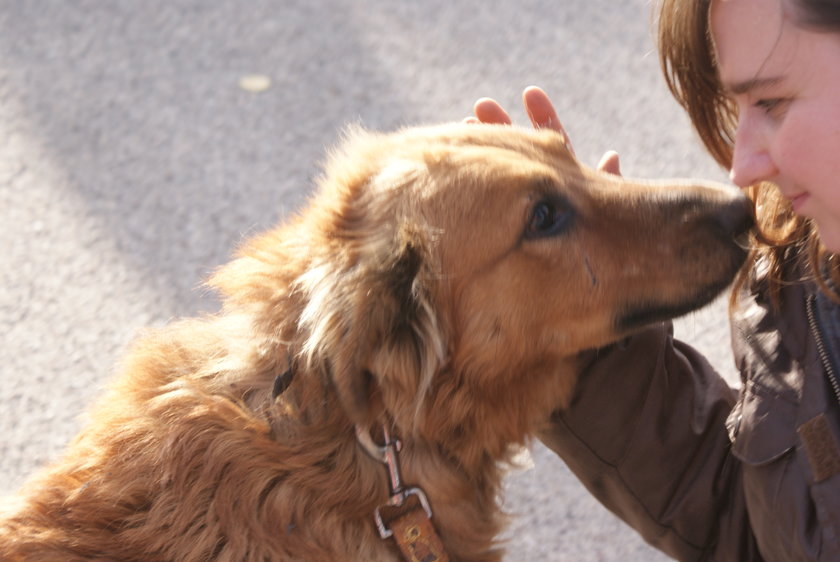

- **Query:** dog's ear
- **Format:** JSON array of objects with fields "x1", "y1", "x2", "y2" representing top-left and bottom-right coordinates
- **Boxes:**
[{"x1": 297, "y1": 223, "x2": 446, "y2": 429}]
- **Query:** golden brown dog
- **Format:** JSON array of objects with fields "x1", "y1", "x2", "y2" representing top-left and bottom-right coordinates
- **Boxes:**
[{"x1": 0, "y1": 123, "x2": 751, "y2": 561}]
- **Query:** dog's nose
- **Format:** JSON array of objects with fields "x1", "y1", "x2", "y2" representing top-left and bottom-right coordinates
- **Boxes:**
[{"x1": 715, "y1": 194, "x2": 754, "y2": 238}]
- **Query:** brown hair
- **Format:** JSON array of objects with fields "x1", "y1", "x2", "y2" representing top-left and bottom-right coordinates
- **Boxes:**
[{"x1": 655, "y1": 0, "x2": 840, "y2": 304}]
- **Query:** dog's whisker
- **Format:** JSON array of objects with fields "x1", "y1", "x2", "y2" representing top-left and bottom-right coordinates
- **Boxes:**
[{"x1": 583, "y1": 254, "x2": 598, "y2": 287}]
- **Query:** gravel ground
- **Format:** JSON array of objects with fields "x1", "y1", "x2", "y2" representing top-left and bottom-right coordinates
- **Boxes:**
[{"x1": 0, "y1": 2, "x2": 738, "y2": 559}]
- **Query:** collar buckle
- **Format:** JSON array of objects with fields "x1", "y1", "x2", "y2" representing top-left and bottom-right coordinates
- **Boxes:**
[{"x1": 354, "y1": 425, "x2": 433, "y2": 537}]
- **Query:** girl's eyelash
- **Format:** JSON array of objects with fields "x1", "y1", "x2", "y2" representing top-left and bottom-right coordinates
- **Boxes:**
[{"x1": 755, "y1": 98, "x2": 788, "y2": 113}]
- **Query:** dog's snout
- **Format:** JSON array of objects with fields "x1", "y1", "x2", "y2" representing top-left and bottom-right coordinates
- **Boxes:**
[
  {"x1": 672, "y1": 189, "x2": 754, "y2": 239},
  {"x1": 714, "y1": 194, "x2": 754, "y2": 238}
]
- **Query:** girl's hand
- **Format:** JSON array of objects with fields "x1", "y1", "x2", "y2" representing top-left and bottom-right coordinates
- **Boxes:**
[{"x1": 468, "y1": 86, "x2": 621, "y2": 176}]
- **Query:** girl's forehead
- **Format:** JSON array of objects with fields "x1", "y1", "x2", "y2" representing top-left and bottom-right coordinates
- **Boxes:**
[{"x1": 710, "y1": 0, "x2": 790, "y2": 88}]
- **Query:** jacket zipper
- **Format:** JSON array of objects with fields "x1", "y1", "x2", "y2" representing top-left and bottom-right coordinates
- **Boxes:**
[{"x1": 805, "y1": 294, "x2": 840, "y2": 406}]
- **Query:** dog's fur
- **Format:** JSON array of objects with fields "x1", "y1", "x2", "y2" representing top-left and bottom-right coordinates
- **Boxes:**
[{"x1": 0, "y1": 123, "x2": 750, "y2": 561}]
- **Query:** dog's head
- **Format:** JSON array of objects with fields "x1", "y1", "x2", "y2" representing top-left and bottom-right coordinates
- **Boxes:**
[{"x1": 216, "y1": 123, "x2": 750, "y2": 436}]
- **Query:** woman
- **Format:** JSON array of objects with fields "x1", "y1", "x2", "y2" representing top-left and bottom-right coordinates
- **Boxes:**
[{"x1": 475, "y1": 0, "x2": 840, "y2": 559}]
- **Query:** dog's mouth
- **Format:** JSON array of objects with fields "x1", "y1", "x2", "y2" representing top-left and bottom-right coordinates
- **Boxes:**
[
  {"x1": 615, "y1": 277, "x2": 735, "y2": 333},
  {"x1": 616, "y1": 232, "x2": 750, "y2": 332}
]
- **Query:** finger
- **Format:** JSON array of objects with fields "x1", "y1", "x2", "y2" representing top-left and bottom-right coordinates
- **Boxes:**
[
  {"x1": 596, "y1": 151, "x2": 622, "y2": 176},
  {"x1": 473, "y1": 97, "x2": 513, "y2": 125},
  {"x1": 522, "y1": 86, "x2": 573, "y2": 153},
  {"x1": 522, "y1": 86, "x2": 560, "y2": 129}
]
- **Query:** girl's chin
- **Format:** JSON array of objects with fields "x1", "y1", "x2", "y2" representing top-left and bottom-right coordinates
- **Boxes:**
[{"x1": 815, "y1": 221, "x2": 840, "y2": 254}]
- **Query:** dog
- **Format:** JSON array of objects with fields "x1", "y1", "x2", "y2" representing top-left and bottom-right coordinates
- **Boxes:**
[{"x1": 0, "y1": 122, "x2": 751, "y2": 561}]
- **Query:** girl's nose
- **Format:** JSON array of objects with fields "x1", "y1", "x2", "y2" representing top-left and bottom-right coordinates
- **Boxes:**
[{"x1": 729, "y1": 114, "x2": 777, "y2": 187}]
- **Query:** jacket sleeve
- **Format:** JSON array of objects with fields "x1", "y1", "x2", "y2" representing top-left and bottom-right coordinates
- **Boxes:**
[{"x1": 538, "y1": 322, "x2": 763, "y2": 561}]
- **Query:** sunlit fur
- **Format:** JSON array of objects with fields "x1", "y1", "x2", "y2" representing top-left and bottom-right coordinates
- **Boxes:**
[{"x1": 0, "y1": 123, "x2": 750, "y2": 561}]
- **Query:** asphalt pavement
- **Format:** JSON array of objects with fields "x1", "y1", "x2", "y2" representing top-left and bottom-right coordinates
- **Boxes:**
[{"x1": 0, "y1": 2, "x2": 738, "y2": 560}]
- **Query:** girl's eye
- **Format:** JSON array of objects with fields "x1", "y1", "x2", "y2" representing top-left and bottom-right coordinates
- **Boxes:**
[
  {"x1": 525, "y1": 199, "x2": 574, "y2": 239},
  {"x1": 754, "y1": 98, "x2": 790, "y2": 117}
]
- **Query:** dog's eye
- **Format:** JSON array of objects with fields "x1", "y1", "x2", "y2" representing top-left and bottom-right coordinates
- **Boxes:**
[{"x1": 525, "y1": 199, "x2": 573, "y2": 239}]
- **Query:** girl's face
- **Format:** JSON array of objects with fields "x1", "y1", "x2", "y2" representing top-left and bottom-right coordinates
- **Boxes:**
[{"x1": 711, "y1": 0, "x2": 840, "y2": 251}]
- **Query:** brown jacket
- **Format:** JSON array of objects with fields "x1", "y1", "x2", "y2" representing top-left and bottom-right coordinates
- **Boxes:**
[{"x1": 539, "y1": 269, "x2": 840, "y2": 561}]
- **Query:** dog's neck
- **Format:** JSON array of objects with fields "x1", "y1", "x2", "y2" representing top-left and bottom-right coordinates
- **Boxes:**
[
  {"x1": 248, "y1": 348, "x2": 557, "y2": 559},
  {"x1": 262, "y1": 349, "x2": 574, "y2": 468}
]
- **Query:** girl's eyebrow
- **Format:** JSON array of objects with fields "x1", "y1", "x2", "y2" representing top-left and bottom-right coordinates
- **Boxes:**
[{"x1": 723, "y1": 76, "x2": 783, "y2": 95}]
